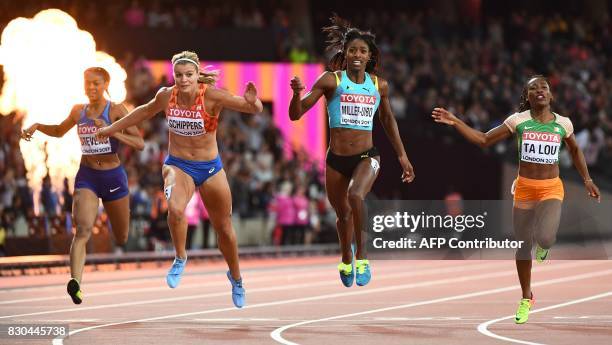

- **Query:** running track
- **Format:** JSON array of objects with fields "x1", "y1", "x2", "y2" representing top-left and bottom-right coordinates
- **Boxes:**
[{"x1": 1, "y1": 257, "x2": 611, "y2": 344}]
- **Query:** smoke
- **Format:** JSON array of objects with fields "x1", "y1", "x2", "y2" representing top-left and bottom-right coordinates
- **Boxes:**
[{"x1": 0, "y1": 9, "x2": 127, "y2": 212}]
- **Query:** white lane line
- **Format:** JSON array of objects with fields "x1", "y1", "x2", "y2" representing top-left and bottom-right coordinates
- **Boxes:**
[
  {"x1": 0, "y1": 261, "x2": 460, "y2": 303},
  {"x1": 269, "y1": 268, "x2": 612, "y2": 345},
  {"x1": 51, "y1": 261, "x2": 601, "y2": 345},
  {"x1": 51, "y1": 266, "x2": 518, "y2": 345},
  {"x1": 39, "y1": 319, "x2": 100, "y2": 323},
  {"x1": 476, "y1": 290, "x2": 612, "y2": 345},
  {"x1": 553, "y1": 315, "x2": 612, "y2": 319},
  {"x1": 1, "y1": 261, "x2": 503, "y2": 319},
  {"x1": 192, "y1": 318, "x2": 280, "y2": 322}
]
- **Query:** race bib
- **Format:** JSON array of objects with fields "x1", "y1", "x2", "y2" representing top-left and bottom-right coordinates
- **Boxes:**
[
  {"x1": 520, "y1": 131, "x2": 561, "y2": 164},
  {"x1": 339, "y1": 94, "x2": 377, "y2": 127},
  {"x1": 166, "y1": 107, "x2": 206, "y2": 136},
  {"x1": 78, "y1": 124, "x2": 112, "y2": 155}
]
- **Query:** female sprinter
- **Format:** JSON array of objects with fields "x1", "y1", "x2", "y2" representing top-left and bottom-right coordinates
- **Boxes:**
[
  {"x1": 21, "y1": 67, "x2": 144, "y2": 304},
  {"x1": 96, "y1": 51, "x2": 262, "y2": 308},
  {"x1": 432, "y1": 75, "x2": 601, "y2": 323},
  {"x1": 289, "y1": 16, "x2": 415, "y2": 288}
]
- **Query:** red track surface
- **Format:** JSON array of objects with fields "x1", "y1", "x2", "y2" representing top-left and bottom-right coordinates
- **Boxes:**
[{"x1": 1, "y1": 257, "x2": 612, "y2": 345}]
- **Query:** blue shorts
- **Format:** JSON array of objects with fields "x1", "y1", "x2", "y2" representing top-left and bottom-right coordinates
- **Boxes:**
[
  {"x1": 164, "y1": 155, "x2": 223, "y2": 186},
  {"x1": 74, "y1": 165, "x2": 129, "y2": 202}
]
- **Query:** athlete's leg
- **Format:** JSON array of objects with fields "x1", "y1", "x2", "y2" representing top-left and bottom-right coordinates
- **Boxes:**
[
  {"x1": 347, "y1": 157, "x2": 380, "y2": 260},
  {"x1": 325, "y1": 165, "x2": 352, "y2": 264},
  {"x1": 533, "y1": 199, "x2": 562, "y2": 250},
  {"x1": 199, "y1": 169, "x2": 245, "y2": 307},
  {"x1": 67, "y1": 188, "x2": 99, "y2": 304},
  {"x1": 103, "y1": 195, "x2": 130, "y2": 246},
  {"x1": 513, "y1": 206, "x2": 535, "y2": 299},
  {"x1": 198, "y1": 170, "x2": 240, "y2": 280},
  {"x1": 162, "y1": 165, "x2": 196, "y2": 260},
  {"x1": 70, "y1": 189, "x2": 99, "y2": 283},
  {"x1": 513, "y1": 205, "x2": 537, "y2": 323}
]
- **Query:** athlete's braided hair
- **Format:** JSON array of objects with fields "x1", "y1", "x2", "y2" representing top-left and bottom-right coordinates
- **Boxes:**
[
  {"x1": 518, "y1": 75, "x2": 550, "y2": 112},
  {"x1": 323, "y1": 14, "x2": 380, "y2": 74}
]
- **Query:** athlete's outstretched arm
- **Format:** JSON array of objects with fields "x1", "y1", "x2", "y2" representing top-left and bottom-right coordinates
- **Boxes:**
[
  {"x1": 289, "y1": 72, "x2": 335, "y2": 121},
  {"x1": 207, "y1": 82, "x2": 263, "y2": 114},
  {"x1": 94, "y1": 104, "x2": 145, "y2": 151},
  {"x1": 432, "y1": 107, "x2": 511, "y2": 147},
  {"x1": 97, "y1": 88, "x2": 170, "y2": 139},
  {"x1": 378, "y1": 78, "x2": 414, "y2": 183},
  {"x1": 21, "y1": 105, "x2": 79, "y2": 140},
  {"x1": 564, "y1": 134, "x2": 601, "y2": 202}
]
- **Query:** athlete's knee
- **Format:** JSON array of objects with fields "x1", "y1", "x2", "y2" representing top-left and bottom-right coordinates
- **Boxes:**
[
  {"x1": 215, "y1": 222, "x2": 236, "y2": 242},
  {"x1": 74, "y1": 225, "x2": 92, "y2": 240},
  {"x1": 347, "y1": 188, "x2": 365, "y2": 205},
  {"x1": 167, "y1": 202, "x2": 185, "y2": 221},
  {"x1": 515, "y1": 246, "x2": 532, "y2": 260},
  {"x1": 212, "y1": 216, "x2": 232, "y2": 233},
  {"x1": 514, "y1": 236, "x2": 533, "y2": 260},
  {"x1": 335, "y1": 207, "x2": 352, "y2": 224},
  {"x1": 535, "y1": 233, "x2": 556, "y2": 249}
]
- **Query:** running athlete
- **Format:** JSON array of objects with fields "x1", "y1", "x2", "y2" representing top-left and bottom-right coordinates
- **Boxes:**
[
  {"x1": 289, "y1": 15, "x2": 415, "y2": 288},
  {"x1": 21, "y1": 67, "x2": 144, "y2": 304},
  {"x1": 96, "y1": 51, "x2": 262, "y2": 308},
  {"x1": 432, "y1": 75, "x2": 601, "y2": 324}
]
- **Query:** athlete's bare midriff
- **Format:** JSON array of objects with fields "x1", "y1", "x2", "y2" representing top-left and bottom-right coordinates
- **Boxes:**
[
  {"x1": 168, "y1": 132, "x2": 219, "y2": 161},
  {"x1": 518, "y1": 161, "x2": 559, "y2": 180},
  {"x1": 80, "y1": 153, "x2": 121, "y2": 170},
  {"x1": 329, "y1": 128, "x2": 374, "y2": 156}
]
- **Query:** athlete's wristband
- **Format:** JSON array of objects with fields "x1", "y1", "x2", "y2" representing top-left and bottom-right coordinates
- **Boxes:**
[{"x1": 584, "y1": 178, "x2": 593, "y2": 183}]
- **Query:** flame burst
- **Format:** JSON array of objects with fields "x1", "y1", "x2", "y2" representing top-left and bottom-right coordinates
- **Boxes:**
[{"x1": 0, "y1": 9, "x2": 127, "y2": 211}]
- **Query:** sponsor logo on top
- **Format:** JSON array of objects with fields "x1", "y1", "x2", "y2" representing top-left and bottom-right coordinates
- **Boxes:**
[
  {"x1": 340, "y1": 94, "x2": 377, "y2": 105},
  {"x1": 522, "y1": 131, "x2": 561, "y2": 143}
]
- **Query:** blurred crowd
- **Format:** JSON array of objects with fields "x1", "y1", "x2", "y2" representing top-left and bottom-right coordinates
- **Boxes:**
[
  {"x1": 1, "y1": 5, "x2": 612, "y2": 255},
  {"x1": 0, "y1": 0, "x2": 306, "y2": 62},
  {"x1": 0, "y1": 0, "x2": 282, "y2": 30}
]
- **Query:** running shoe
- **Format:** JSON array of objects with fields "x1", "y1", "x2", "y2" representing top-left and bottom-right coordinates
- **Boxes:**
[
  {"x1": 338, "y1": 244, "x2": 355, "y2": 287},
  {"x1": 338, "y1": 261, "x2": 354, "y2": 287},
  {"x1": 67, "y1": 278, "x2": 82, "y2": 305},
  {"x1": 535, "y1": 245, "x2": 549, "y2": 263},
  {"x1": 166, "y1": 257, "x2": 187, "y2": 288},
  {"x1": 226, "y1": 271, "x2": 245, "y2": 308},
  {"x1": 515, "y1": 293, "x2": 534, "y2": 324},
  {"x1": 355, "y1": 259, "x2": 371, "y2": 286}
]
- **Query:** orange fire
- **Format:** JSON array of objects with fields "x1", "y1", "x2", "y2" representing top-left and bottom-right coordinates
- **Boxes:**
[{"x1": 0, "y1": 9, "x2": 126, "y2": 213}]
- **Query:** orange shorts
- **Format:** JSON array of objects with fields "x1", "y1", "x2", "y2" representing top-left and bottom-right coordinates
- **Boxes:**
[{"x1": 512, "y1": 176, "x2": 564, "y2": 209}]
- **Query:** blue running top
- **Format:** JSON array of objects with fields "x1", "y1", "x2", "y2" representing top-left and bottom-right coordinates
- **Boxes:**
[
  {"x1": 327, "y1": 71, "x2": 380, "y2": 131},
  {"x1": 77, "y1": 101, "x2": 119, "y2": 155}
]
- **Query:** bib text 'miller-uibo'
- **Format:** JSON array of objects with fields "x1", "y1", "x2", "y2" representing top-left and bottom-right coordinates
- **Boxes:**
[{"x1": 503, "y1": 110, "x2": 574, "y2": 165}]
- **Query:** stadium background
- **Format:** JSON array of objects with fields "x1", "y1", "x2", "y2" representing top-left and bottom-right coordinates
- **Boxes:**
[{"x1": 0, "y1": 0, "x2": 611, "y2": 257}]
